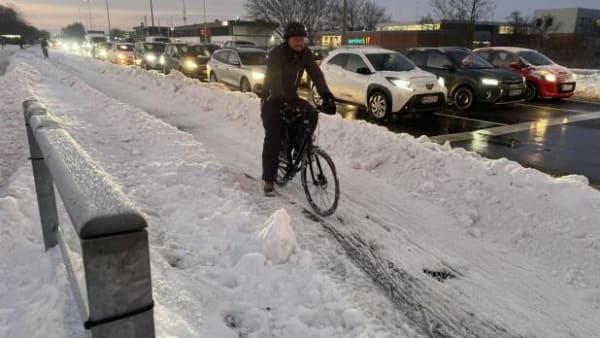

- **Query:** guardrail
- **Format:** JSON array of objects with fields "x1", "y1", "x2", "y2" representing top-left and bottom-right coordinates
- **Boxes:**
[{"x1": 23, "y1": 100, "x2": 155, "y2": 338}]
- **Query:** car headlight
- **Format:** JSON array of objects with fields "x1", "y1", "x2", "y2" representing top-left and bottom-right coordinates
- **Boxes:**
[
  {"x1": 99, "y1": 50, "x2": 107, "y2": 57},
  {"x1": 118, "y1": 53, "x2": 125, "y2": 59},
  {"x1": 159, "y1": 56, "x2": 165, "y2": 65},
  {"x1": 252, "y1": 71, "x2": 265, "y2": 80},
  {"x1": 388, "y1": 78, "x2": 411, "y2": 89},
  {"x1": 544, "y1": 73, "x2": 557, "y2": 82},
  {"x1": 145, "y1": 54, "x2": 157, "y2": 62},
  {"x1": 438, "y1": 77, "x2": 445, "y2": 88},
  {"x1": 571, "y1": 73, "x2": 577, "y2": 81},
  {"x1": 184, "y1": 60, "x2": 198, "y2": 69},
  {"x1": 481, "y1": 78, "x2": 499, "y2": 86}
]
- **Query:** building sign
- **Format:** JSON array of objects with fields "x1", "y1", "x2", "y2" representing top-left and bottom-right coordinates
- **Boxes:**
[{"x1": 348, "y1": 36, "x2": 371, "y2": 45}]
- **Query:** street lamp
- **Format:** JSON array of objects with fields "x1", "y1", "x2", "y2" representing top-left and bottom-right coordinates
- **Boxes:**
[
  {"x1": 105, "y1": 0, "x2": 112, "y2": 39},
  {"x1": 150, "y1": 0, "x2": 155, "y2": 26},
  {"x1": 85, "y1": 0, "x2": 93, "y2": 31}
]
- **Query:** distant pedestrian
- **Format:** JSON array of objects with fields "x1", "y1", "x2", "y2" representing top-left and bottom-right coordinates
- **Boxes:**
[
  {"x1": 1, "y1": 37, "x2": 5, "y2": 50},
  {"x1": 41, "y1": 39, "x2": 49, "y2": 58},
  {"x1": 19, "y1": 38, "x2": 23, "y2": 49}
]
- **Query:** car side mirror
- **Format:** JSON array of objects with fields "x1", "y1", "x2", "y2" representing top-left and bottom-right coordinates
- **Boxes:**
[{"x1": 356, "y1": 67, "x2": 371, "y2": 75}]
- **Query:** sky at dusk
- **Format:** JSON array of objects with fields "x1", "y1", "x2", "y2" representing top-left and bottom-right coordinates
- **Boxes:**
[{"x1": 4, "y1": 0, "x2": 600, "y2": 32}]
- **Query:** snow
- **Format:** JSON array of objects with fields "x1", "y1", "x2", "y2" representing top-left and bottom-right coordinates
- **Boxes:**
[
  {"x1": 572, "y1": 69, "x2": 600, "y2": 100},
  {"x1": 1, "y1": 47, "x2": 600, "y2": 337}
]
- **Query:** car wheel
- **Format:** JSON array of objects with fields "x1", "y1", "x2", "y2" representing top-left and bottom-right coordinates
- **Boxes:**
[
  {"x1": 524, "y1": 81, "x2": 538, "y2": 101},
  {"x1": 453, "y1": 86, "x2": 474, "y2": 110},
  {"x1": 367, "y1": 91, "x2": 390, "y2": 120},
  {"x1": 210, "y1": 72, "x2": 218, "y2": 83},
  {"x1": 162, "y1": 66, "x2": 169, "y2": 74},
  {"x1": 240, "y1": 77, "x2": 251, "y2": 92}
]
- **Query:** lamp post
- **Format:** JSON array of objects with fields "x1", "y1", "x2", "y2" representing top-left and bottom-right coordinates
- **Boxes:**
[
  {"x1": 86, "y1": 0, "x2": 93, "y2": 31},
  {"x1": 203, "y1": 0, "x2": 207, "y2": 42},
  {"x1": 105, "y1": 0, "x2": 112, "y2": 39},
  {"x1": 341, "y1": 0, "x2": 347, "y2": 47},
  {"x1": 182, "y1": 0, "x2": 187, "y2": 26},
  {"x1": 150, "y1": 0, "x2": 155, "y2": 26}
]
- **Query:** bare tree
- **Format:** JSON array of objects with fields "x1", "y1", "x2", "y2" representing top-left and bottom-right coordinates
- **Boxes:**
[
  {"x1": 244, "y1": 0, "x2": 333, "y2": 43},
  {"x1": 506, "y1": 11, "x2": 529, "y2": 43},
  {"x1": 429, "y1": 0, "x2": 495, "y2": 23},
  {"x1": 361, "y1": 0, "x2": 391, "y2": 31},
  {"x1": 327, "y1": 0, "x2": 389, "y2": 31}
]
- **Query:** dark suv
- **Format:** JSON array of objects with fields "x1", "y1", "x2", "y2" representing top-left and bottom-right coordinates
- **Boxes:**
[{"x1": 406, "y1": 47, "x2": 526, "y2": 110}]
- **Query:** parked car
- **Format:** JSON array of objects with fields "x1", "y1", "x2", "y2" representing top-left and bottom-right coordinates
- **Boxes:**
[
  {"x1": 109, "y1": 43, "x2": 134, "y2": 65},
  {"x1": 93, "y1": 42, "x2": 113, "y2": 61},
  {"x1": 134, "y1": 42, "x2": 166, "y2": 70},
  {"x1": 207, "y1": 47, "x2": 268, "y2": 93},
  {"x1": 314, "y1": 47, "x2": 445, "y2": 119},
  {"x1": 474, "y1": 47, "x2": 576, "y2": 101},
  {"x1": 223, "y1": 40, "x2": 255, "y2": 48},
  {"x1": 406, "y1": 47, "x2": 526, "y2": 110},
  {"x1": 302, "y1": 46, "x2": 331, "y2": 86},
  {"x1": 160, "y1": 43, "x2": 219, "y2": 79}
]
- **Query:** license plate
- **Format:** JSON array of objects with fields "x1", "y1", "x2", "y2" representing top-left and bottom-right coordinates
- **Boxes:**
[
  {"x1": 508, "y1": 89, "x2": 522, "y2": 96},
  {"x1": 561, "y1": 84, "x2": 574, "y2": 91},
  {"x1": 421, "y1": 95, "x2": 439, "y2": 104}
]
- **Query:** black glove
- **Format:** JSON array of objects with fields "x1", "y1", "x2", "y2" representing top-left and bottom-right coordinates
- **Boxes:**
[{"x1": 321, "y1": 93, "x2": 336, "y2": 115}]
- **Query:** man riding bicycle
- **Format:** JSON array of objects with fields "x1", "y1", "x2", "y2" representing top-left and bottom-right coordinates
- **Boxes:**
[{"x1": 261, "y1": 22, "x2": 336, "y2": 196}]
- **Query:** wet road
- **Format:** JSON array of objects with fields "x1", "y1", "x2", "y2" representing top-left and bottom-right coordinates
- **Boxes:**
[{"x1": 299, "y1": 87, "x2": 600, "y2": 185}]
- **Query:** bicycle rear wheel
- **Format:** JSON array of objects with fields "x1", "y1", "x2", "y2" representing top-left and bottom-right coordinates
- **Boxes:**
[{"x1": 301, "y1": 147, "x2": 340, "y2": 216}]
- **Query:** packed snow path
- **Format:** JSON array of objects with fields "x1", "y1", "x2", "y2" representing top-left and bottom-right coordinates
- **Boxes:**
[{"x1": 1, "y1": 48, "x2": 599, "y2": 338}]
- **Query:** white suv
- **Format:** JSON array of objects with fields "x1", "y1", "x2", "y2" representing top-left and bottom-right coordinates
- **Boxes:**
[
  {"x1": 314, "y1": 47, "x2": 446, "y2": 119},
  {"x1": 207, "y1": 47, "x2": 267, "y2": 94}
]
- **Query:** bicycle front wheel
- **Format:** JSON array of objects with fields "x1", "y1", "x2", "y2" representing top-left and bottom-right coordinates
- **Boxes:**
[{"x1": 301, "y1": 147, "x2": 340, "y2": 216}]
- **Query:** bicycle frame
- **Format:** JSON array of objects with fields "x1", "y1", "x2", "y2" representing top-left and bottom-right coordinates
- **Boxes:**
[{"x1": 280, "y1": 116, "x2": 313, "y2": 179}]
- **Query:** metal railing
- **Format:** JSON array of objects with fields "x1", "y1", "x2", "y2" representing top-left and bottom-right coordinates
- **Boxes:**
[{"x1": 23, "y1": 100, "x2": 155, "y2": 338}]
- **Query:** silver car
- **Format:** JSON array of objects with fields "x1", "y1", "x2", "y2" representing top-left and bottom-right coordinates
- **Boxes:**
[{"x1": 207, "y1": 48, "x2": 267, "y2": 93}]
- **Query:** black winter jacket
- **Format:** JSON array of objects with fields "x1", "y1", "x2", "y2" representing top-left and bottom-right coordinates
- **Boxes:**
[{"x1": 261, "y1": 43, "x2": 331, "y2": 102}]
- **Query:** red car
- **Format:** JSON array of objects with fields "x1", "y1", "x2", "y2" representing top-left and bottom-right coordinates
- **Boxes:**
[{"x1": 474, "y1": 47, "x2": 576, "y2": 101}]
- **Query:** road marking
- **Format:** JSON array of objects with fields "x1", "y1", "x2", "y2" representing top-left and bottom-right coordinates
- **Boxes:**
[
  {"x1": 431, "y1": 110, "x2": 600, "y2": 144},
  {"x1": 515, "y1": 102, "x2": 591, "y2": 114},
  {"x1": 433, "y1": 112, "x2": 507, "y2": 126}
]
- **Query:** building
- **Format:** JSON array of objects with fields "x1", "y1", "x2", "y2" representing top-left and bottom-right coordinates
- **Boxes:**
[
  {"x1": 133, "y1": 25, "x2": 172, "y2": 41},
  {"x1": 532, "y1": 8, "x2": 600, "y2": 34},
  {"x1": 173, "y1": 20, "x2": 279, "y2": 46}
]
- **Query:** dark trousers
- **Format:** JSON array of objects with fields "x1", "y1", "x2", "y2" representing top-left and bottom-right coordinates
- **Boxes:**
[{"x1": 261, "y1": 98, "x2": 318, "y2": 182}]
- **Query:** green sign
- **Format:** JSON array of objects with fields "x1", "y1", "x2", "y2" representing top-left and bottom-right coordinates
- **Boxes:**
[{"x1": 348, "y1": 37, "x2": 366, "y2": 45}]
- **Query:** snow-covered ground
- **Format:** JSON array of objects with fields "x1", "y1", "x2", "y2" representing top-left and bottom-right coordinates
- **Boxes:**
[
  {"x1": 572, "y1": 69, "x2": 600, "y2": 100},
  {"x1": 2, "y1": 47, "x2": 600, "y2": 338}
]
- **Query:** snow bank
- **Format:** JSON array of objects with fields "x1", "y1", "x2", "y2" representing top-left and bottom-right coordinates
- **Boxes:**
[{"x1": 574, "y1": 71, "x2": 600, "y2": 100}]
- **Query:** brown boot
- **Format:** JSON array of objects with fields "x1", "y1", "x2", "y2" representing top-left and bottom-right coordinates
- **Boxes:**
[{"x1": 264, "y1": 181, "x2": 275, "y2": 197}]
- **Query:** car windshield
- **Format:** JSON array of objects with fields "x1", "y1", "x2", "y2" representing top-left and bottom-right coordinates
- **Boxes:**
[
  {"x1": 366, "y1": 53, "x2": 416, "y2": 72},
  {"x1": 91, "y1": 37, "x2": 106, "y2": 43},
  {"x1": 239, "y1": 52, "x2": 267, "y2": 65},
  {"x1": 117, "y1": 44, "x2": 133, "y2": 51},
  {"x1": 517, "y1": 51, "x2": 554, "y2": 66},
  {"x1": 447, "y1": 50, "x2": 493, "y2": 69},
  {"x1": 143, "y1": 43, "x2": 165, "y2": 53},
  {"x1": 99, "y1": 43, "x2": 112, "y2": 49}
]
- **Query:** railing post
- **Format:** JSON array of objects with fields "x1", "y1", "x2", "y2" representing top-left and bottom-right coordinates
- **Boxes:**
[
  {"x1": 23, "y1": 100, "x2": 59, "y2": 250},
  {"x1": 83, "y1": 231, "x2": 155, "y2": 338}
]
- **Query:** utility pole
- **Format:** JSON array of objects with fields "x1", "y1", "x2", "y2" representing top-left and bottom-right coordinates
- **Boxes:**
[
  {"x1": 105, "y1": 0, "x2": 112, "y2": 38},
  {"x1": 341, "y1": 0, "x2": 347, "y2": 47},
  {"x1": 182, "y1": 0, "x2": 187, "y2": 26},
  {"x1": 150, "y1": 0, "x2": 155, "y2": 26}
]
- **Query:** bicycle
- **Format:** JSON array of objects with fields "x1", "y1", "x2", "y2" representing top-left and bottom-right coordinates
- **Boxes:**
[{"x1": 275, "y1": 106, "x2": 340, "y2": 216}]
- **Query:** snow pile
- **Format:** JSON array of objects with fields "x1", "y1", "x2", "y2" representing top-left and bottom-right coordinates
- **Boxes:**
[
  {"x1": 259, "y1": 209, "x2": 297, "y2": 264},
  {"x1": 572, "y1": 69, "x2": 600, "y2": 99}
]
